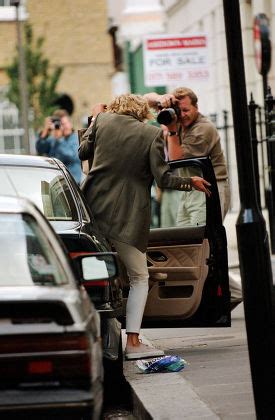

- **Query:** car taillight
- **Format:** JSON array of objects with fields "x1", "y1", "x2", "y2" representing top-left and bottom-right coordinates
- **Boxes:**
[
  {"x1": 28, "y1": 360, "x2": 53, "y2": 374},
  {"x1": 84, "y1": 280, "x2": 109, "y2": 287},
  {"x1": 0, "y1": 333, "x2": 92, "y2": 388}
]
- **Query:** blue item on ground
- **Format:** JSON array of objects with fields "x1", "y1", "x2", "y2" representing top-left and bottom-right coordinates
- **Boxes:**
[{"x1": 136, "y1": 355, "x2": 186, "y2": 373}]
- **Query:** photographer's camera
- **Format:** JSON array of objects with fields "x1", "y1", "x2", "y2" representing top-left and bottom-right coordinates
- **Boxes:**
[
  {"x1": 51, "y1": 116, "x2": 61, "y2": 130},
  {"x1": 156, "y1": 102, "x2": 180, "y2": 125}
]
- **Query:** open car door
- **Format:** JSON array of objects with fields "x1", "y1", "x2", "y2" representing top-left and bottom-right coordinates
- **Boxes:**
[{"x1": 119, "y1": 156, "x2": 230, "y2": 328}]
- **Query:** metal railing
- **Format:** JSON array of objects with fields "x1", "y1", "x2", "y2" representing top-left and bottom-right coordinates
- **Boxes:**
[{"x1": 209, "y1": 107, "x2": 268, "y2": 211}]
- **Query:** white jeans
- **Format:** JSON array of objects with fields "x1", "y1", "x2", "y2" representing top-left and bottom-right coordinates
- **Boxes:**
[{"x1": 111, "y1": 239, "x2": 149, "y2": 334}]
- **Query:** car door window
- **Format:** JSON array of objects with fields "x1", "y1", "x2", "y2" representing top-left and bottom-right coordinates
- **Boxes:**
[
  {"x1": 0, "y1": 213, "x2": 69, "y2": 286},
  {"x1": 152, "y1": 166, "x2": 206, "y2": 229},
  {"x1": 0, "y1": 167, "x2": 78, "y2": 221}
]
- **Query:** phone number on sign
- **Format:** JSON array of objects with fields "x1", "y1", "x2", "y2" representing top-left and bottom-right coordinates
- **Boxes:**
[{"x1": 148, "y1": 72, "x2": 182, "y2": 81}]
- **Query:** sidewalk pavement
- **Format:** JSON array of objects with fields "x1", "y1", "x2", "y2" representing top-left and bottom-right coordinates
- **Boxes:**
[
  {"x1": 123, "y1": 305, "x2": 255, "y2": 420},
  {"x1": 122, "y1": 211, "x2": 274, "y2": 419}
]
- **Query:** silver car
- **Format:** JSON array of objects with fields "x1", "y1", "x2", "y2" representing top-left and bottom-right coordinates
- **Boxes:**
[{"x1": 0, "y1": 196, "x2": 110, "y2": 420}]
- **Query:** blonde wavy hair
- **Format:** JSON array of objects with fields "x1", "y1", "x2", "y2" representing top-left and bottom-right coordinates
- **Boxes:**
[{"x1": 107, "y1": 94, "x2": 154, "y2": 121}]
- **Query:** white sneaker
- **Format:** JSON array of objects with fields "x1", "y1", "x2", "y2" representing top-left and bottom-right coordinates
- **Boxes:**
[{"x1": 125, "y1": 342, "x2": 164, "y2": 360}]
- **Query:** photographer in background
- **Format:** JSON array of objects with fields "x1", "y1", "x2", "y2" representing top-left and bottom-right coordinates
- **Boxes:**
[
  {"x1": 36, "y1": 109, "x2": 83, "y2": 184},
  {"x1": 144, "y1": 87, "x2": 230, "y2": 222}
]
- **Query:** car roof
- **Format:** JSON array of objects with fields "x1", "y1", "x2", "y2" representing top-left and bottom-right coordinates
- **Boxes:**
[
  {"x1": 0, "y1": 195, "x2": 38, "y2": 215},
  {"x1": 0, "y1": 154, "x2": 59, "y2": 169}
]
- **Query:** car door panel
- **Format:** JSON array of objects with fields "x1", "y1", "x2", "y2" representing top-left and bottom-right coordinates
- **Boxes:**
[{"x1": 144, "y1": 237, "x2": 209, "y2": 318}]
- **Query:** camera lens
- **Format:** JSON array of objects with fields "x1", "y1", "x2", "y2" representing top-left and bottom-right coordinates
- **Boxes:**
[
  {"x1": 54, "y1": 121, "x2": 61, "y2": 129},
  {"x1": 51, "y1": 117, "x2": 61, "y2": 129},
  {"x1": 157, "y1": 108, "x2": 175, "y2": 125}
]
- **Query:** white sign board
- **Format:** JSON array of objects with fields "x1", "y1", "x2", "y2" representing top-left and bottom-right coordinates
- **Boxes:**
[{"x1": 143, "y1": 34, "x2": 209, "y2": 86}]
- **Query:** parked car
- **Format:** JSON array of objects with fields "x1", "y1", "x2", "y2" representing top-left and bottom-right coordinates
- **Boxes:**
[
  {"x1": 0, "y1": 155, "x2": 231, "y2": 351},
  {"x1": 0, "y1": 195, "x2": 118, "y2": 419},
  {"x1": 0, "y1": 154, "x2": 123, "y2": 384}
]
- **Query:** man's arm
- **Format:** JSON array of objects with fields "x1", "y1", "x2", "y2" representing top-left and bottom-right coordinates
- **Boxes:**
[
  {"x1": 78, "y1": 103, "x2": 106, "y2": 162},
  {"x1": 36, "y1": 134, "x2": 52, "y2": 155},
  {"x1": 166, "y1": 132, "x2": 183, "y2": 161},
  {"x1": 143, "y1": 92, "x2": 162, "y2": 110},
  {"x1": 143, "y1": 92, "x2": 178, "y2": 110},
  {"x1": 36, "y1": 117, "x2": 53, "y2": 155},
  {"x1": 78, "y1": 123, "x2": 96, "y2": 162}
]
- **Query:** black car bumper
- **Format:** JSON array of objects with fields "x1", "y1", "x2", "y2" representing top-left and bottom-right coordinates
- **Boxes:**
[{"x1": 0, "y1": 386, "x2": 102, "y2": 419}]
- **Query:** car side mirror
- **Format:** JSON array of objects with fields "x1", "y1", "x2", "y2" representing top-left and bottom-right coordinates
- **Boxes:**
[{"x1": 73, "y1": 252, "x2": 118, "y2": 282}]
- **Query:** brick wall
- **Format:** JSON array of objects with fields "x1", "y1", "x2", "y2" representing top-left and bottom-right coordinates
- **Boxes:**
[
  {"x1": 0, "y1": 21, "x2": 17, "y2": 85},
  {"x1": 0, "y1": 0, "x2": 113, "y2": 127}
]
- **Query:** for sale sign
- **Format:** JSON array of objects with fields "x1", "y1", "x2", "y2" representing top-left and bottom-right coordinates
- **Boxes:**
[{"x1": 143, "y1": 34, "x2": 209, "y2": 86}]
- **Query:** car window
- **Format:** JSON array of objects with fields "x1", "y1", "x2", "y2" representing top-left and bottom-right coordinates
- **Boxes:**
[
  {"x1": 151, "y1": 166, "x2": 206, "y2": 228},
  {"x1": 0, "y1": 213, "x2": 69, "y2": 286},
  {"x1": 0, "y1": 167, "x2": 78, "y2": 221}
]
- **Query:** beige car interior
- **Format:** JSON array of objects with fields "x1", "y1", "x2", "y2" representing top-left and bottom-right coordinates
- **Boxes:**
[{"x1": 144, "y1": 227, "x2": 209, "y2": 319}]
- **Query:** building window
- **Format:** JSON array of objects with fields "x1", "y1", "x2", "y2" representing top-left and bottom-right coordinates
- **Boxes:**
[
  {"x1": 0, "y1": 0, "x2": 27, "y2": 21},
  {"x1": 0, "y1": 90, "x2": 24, "y2": 154},
  {"x1": 0, "y1": 1, "x2": 13, "y2": 6}
]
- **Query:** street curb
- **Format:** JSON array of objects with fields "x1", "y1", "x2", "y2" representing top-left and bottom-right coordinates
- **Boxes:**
[
  {"x1": 123, "y1": 359, "x2": 219, "y2": 420},
  {"x1": 131, "y1": 385, "x2": 152, "y2": 420},
  {"x1": 123, "y1": 360, "x2": 152, "y2": 420}
]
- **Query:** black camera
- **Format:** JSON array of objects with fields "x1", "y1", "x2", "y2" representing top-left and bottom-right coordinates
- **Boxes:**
[
  {"x1": 51, "y1": 116, "x2": 61, "y2": 130},
  {"x1": 156, "y1": 102, "x2": 181, "y2": 125}
]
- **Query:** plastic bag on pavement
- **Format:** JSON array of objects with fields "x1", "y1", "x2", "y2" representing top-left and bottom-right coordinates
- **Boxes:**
[{"x1": 136, "y1": 355, "x2": 186, "y2": 373}]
